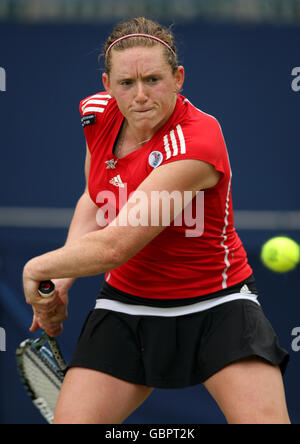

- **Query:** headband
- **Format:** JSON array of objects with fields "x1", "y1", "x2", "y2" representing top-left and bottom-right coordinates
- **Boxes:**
[{"x1": 105, "y1": 33, "x2": 176, "y2": 58}]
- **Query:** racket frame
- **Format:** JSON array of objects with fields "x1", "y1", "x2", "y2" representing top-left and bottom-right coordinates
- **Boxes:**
[{"x1": 16, "y1": 281, "x2": 67, "y2": 423}]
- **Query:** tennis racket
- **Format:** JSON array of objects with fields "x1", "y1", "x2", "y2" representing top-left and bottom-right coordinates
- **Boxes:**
[{"x1": 16, "y1": 281, "x2": 67, "y2": 424}]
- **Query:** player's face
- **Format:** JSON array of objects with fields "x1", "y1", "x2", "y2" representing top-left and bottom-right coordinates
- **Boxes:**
[{"x1": 103, "y1": 46, "x2": 184, "y2": 134}]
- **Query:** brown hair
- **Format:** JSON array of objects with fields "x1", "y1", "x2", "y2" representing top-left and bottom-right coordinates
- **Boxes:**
[{"x1": 102, "y1": 17, "x2": 178, "y2": 74}]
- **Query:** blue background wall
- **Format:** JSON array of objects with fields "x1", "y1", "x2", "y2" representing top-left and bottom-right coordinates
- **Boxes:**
[{"x1": 0, "y1": 21, "x2": 299, "y2": 424}]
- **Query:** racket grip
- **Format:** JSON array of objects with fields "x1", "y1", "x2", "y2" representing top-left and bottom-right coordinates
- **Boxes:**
[{"x1": 38, "y1": 281, "x2": 55, "y2": 298}]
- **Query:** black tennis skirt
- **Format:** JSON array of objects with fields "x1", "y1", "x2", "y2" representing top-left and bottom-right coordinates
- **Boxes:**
[{"x1": 68, "y1": 277, "x2": 289, "y2": 389}]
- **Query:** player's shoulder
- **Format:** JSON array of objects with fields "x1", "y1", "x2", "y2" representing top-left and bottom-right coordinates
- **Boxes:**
[
  {"x1": 182, "y1": 97, "x2": 222, "y2": 132},
  {"x1": 154, "y1": 97, "x2": 225, "y2": 163},
  {"x1": 178, "y1": 98, "x2": 225, "y2": 149},
  {"x1": 79, "y1": 91, "x2": 113, "y2": 116},
  {"x1": 161, "y1": 98, "x2": 222, "y2": 149}
]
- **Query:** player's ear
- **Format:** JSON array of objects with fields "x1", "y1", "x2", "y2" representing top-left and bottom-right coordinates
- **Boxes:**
[
  {"x1": 102, "y1": 73, "x2": 112, "y2": 96},
  {"x1": 174, "y1": 66, "x2": 185, "y2": 94}
]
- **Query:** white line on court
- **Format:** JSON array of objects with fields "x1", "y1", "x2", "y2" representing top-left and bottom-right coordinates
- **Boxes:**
[{"x1": 0, "y1": 207, "x2": 299, "y2": 230}]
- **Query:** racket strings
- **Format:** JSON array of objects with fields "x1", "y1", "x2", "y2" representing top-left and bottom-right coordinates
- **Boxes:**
[{"x1": 16, "y1": 343, "x2": 63, "y2": 423}]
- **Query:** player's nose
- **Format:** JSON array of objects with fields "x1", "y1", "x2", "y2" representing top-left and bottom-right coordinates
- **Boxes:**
[{"x1": 134, "y1": 81, "x2": 148, "y2": 104}]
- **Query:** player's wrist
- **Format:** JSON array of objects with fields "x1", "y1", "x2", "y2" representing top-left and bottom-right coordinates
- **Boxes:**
[
  {"x1": 52, "y1": 277, "x2": 75, "y2": 294},
  {"x1": 23, "y1": 257, "x2": 46, "y2": 284}
]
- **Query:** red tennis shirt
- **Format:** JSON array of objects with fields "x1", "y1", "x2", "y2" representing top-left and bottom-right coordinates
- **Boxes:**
[{"x1": 79, "y1": 92, "x2": 252, "y2": 299}]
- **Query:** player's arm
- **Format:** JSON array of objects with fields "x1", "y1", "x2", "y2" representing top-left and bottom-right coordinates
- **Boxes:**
[
  {"x1": 64, "y1": 143, "x2": 100, "y2": 247},
  {"x1": 23, "y1": 158, "x2": 220, "y2": 289},
  {"x1": 52, "y1": 143, "x2": 100, "y2": 291},
  {"x1": 65, "y1": 143, "x2": 100, "y2": 243},
  {"x1": 28, "y1": 143, "x2": 100, "y2": 335}
]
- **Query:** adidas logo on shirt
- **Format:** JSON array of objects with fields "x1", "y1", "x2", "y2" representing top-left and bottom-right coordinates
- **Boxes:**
[
  {"x1": 109, "y1": 175, "x2": 125, "y2": 188},
  {"x1": 240, "y1": 284, "x2": 251, "y2": 294}
]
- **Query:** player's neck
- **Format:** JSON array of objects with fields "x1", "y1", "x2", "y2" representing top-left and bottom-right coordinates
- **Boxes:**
[{"x1": 124, "y1": 121, "x2": 153, "y2": 147}]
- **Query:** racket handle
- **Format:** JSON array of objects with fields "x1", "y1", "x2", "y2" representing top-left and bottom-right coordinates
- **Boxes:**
[{"x1": 38, "y1": 280, "x2": 55, "y2": 298}]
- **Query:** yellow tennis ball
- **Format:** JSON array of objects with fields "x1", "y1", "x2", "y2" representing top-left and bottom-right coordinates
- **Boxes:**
[{"x1": 261, "y1": 236, "x2": 300, "y2": 273}]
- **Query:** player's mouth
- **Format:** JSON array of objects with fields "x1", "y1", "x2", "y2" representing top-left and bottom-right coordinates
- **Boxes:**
[{"x1": 134, "y1": 108, "x2": 153, "y2": 114}]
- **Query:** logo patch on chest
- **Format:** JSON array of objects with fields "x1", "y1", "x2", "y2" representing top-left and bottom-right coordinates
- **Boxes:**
[{"x1": 148, "y1": 151, "x2": 163, "y2": 168}]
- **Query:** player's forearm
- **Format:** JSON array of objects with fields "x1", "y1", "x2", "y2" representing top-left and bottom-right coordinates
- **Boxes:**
[{"x1": 23, "y1": 229, "x2": 121, "y2": 282}]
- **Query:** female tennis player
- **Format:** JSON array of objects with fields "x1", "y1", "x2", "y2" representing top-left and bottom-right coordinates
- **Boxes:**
[{"x1": 23, "y1": 18, "x2": 290, "y2": 424}]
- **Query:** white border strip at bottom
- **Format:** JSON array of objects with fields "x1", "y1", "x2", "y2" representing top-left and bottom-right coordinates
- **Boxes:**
[{"x1": 95, "y1": 293, "x2": 260, "y2": 317}]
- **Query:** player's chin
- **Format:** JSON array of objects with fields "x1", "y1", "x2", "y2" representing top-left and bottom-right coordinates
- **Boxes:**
[{"x1": 134, "y1": 114, "x2": 161, "y2": 130}]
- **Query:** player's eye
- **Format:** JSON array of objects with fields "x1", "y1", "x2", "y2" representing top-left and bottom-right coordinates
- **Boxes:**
[{"x1": 120, "y1": 80, "x2": 133, "y2": 87}]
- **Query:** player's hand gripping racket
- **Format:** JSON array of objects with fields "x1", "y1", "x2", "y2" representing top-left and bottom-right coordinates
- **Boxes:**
[{"x1": 16, "y1": 281, "x2": 67, "y2": 424}]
